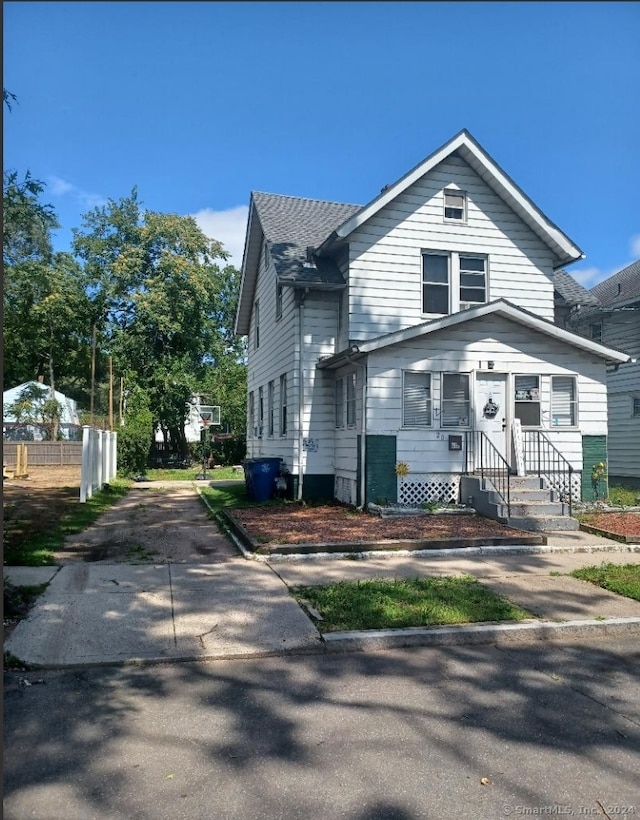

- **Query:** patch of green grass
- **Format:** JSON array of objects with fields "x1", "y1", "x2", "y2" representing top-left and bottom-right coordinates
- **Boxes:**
[
  {"x1": 608, "y1": 484, "x2": 640, "y2": 507},
  {"x1": 127, "y1": 544, "x2": 156, "y2": 562},
  {"x1": 199, "y1": 483, "x2": 251, "y2": 512},
  {"x1": 145, "y1": 466, "x2": 243, "y2": 482},
  {"x1": 291, "y1": 575, "x2": 532, "y2": 632},
  {"x1": 570, "y1": 562, "x2": 640, "y2": 602},
  {"x1": 3, "y1": 478, "x2": 131, "y2": 567},
  {"x1": 3, "y1": 579, "x2": 49, "y2": 618}
]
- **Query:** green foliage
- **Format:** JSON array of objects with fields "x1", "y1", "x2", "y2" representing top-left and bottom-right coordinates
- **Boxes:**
[
  {"x1": 608, "y1": 484, "x2": 639, "y2": 507},
  {"x1": 571, "y1": 562, "x2": 640, "y2": 602},
  {"x1": 291, "y1": 576, "x2": 532, "y2": 632},
  {"x1": 6, "y1": 383, "x2": 64, "y2": 440},
  {"x1": 118, "y1": 387, "x2": 154, "y2": 475}
]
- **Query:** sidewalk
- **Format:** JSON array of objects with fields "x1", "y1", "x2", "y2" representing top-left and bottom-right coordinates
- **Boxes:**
[{"x1": 5, "y1": 532, "x2": 640, "y2": 668}]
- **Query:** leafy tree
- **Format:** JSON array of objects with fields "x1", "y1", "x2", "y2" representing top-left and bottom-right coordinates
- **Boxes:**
[
  {"x1": 73, "y1": 191, "x2": 246, "y2": 454},
  {"x1": 117, "y1": 386, "x2": 154, "y2": 475}
]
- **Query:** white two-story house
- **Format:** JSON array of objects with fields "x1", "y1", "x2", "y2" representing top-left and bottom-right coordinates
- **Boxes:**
[{"x1": 235, "y1": 130, "x2": 629, "y2": 511}]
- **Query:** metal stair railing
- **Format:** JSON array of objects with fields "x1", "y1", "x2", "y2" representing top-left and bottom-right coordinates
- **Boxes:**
[
  {"x1": 464, "y1": 431, "x2": 511, "y2": 517},
  {"x1": 522, "y1": 430, "x2": 574, "y2": 517}
]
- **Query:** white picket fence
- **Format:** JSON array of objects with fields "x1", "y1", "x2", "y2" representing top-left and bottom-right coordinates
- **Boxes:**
[{"x1": 80, "y1": 426, "x2": 118, "y2": 503}]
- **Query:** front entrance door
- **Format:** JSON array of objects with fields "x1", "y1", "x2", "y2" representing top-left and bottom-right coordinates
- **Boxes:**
[{"x1": 475, "y1": 373, "x2": 508, "y2": 461}]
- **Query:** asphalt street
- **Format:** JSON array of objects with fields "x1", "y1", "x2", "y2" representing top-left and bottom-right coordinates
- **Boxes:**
[{"x1": 4, "y1": 637, "x2": 639, "y2": 820}]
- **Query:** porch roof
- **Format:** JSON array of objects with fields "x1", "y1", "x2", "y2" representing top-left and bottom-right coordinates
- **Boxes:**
[{"x1": 317, "y1": 299, "x2": 631, "y2": 370}]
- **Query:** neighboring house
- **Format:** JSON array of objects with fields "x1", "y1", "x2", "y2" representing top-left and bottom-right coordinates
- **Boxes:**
[
  {"x1": 235, "y1": 129, "x2": 629, "y2": 514},
  {"x1": 3, "y1": 381, "x2": 81, "y2": 440},
  {"x1": 153, "y1": 396, "x2": 220, "y2": 445},
  {"x1": 567, "y1": 260, "x2": 640, "y2": 486}
]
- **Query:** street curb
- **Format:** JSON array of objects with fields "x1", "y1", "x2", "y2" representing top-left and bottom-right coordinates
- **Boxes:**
[{"x1": 322, "y1": 617, "x2": 640, "y2": 652}]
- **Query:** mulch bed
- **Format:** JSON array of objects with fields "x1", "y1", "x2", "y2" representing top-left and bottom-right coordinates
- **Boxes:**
[
  {"x1": 225, "y1": 504, "x2": 546, "y2": 553},
  {"x1": 579, "y1": 512, "x2": 640, "y2": 544}
]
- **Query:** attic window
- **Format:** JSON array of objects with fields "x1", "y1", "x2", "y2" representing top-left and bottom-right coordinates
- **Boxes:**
[
  {"x1": 590, "y1": 322, "x2": 603, "y2": 342},
  {"x1": 444, "y1": 190, "x2": 466, "y2": 222}
]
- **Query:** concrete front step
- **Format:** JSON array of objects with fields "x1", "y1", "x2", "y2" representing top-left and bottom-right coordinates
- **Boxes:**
[
  {"x1": 506, "y1": 515, "x2": 580, "y2": 532},
  {"x1": 507, "y1": 501, "x2": 568, "y2": 517}
]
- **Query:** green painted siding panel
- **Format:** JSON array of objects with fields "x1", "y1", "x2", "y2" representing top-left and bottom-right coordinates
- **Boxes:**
[
  {"x1": 301, "y1": 474, "x2": 334, "y2": 501},
  {"x1": 365, "y1": 435, "x2": 397, "y2": 506},
  {"x1": 581, "y1": 435, "x2": 608, "y2": 501}
]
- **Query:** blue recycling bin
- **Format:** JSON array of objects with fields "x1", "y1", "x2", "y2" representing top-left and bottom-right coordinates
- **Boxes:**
[{"x1": 243, "y1": 458, "x2": 281, "y2": 502}]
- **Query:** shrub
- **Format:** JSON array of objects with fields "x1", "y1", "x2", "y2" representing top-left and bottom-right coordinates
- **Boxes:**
[{"x1": 118, "y1": 388, "x2": 154, "y2": 476}]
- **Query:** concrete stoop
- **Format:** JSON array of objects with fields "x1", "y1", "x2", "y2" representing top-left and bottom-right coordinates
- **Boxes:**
[{"x1": 461, "y1": 474, "x2": 579, "y2": 533}]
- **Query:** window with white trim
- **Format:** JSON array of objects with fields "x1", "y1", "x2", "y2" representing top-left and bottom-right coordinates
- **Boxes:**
[
  {"x1": 257, "y1": 386, "x2": 264, "y2": 438},
  {"x1": 459, "y1": 256, "x2": 486, "y2": 306},
  {"x1": 422, "y1": 253, "x2": 449, "y2": 314},
  {"x1": 444, "y1": 189, "x2": 466, "y2": 222},
  {"x1": 403, "y1": 371, "x2": 432, "y2": 427},
  {"x1": 279, "y1": 373, "x2": 288, "y2": 436},
  {"x1": 335, "y1": 378, "x2": 344, "y2": 428},
  {"x1": 346, "y1": 372, "x2": 357, "y2": 427},
  {"x1": 551, "y1": 376, "x2": 577, "y2": 427},
  {"x1": 514, "y1": 375, "x2": 541, "y2": 427},
  {"x1": 267, "y1": 381, "x2": 274, "y2": 436},
  {"x1": 441, "y1": 373, "x2": 470, "y2": 427}
]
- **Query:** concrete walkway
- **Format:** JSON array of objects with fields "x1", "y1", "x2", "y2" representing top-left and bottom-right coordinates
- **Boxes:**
[{"x1": 5, "y1": 534, "x2": 640, "y2": 668}]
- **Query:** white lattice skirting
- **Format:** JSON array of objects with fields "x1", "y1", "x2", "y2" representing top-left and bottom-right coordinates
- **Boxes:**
[
  {"x1": 398, "y1": 474, "x2": 460, "y2": 506},
  {"x1": 539, "y1": 471, "x2": 583, "y2": 503},
  {"x1": 335, "y1": 475, "x2": 355, "y2": 506}
]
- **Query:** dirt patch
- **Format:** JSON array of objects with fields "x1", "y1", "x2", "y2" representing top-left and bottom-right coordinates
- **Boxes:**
[
  {"x1": 54, "y1": 486, "x2": 240, "y2": 564},
  {"x1": 3, "y1": 467, "x2": 81, "y2": 554},
  {"x1": 579, "y1": 512, "x2": 640, "y2": 542},
  {"x1": 228, "y1": 504, "x2": 537, "y2": 547}
]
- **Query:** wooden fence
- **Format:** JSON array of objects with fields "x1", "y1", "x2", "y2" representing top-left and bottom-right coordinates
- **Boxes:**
[{"x1": 3, "y1": 441, "x2": 83, "y2": 466}]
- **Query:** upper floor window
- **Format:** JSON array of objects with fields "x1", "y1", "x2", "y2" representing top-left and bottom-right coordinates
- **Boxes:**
[
  {"x1": 441, "y1": 373, "x2": 470, "y2": 427},
  {"x1": 514, "y1": 375, "x2": 541, "y2": 427},
  {"x1": 633, "y1": 397, "x2": 640, "y2": 418},
  {"x1": 551, "y1": 376, "x2": 577, "y2": 427},
  {"x1": 254, "y1": 299, "x2": 260, "y2": 349},
  {"x1": 590, "y1": 322, "x2": 602, "y2": 342},
  {"x1": 275, "y1": 283, "x2": 283, "y2": 320},
  {"x1": 444, "y1": 189, "x2": 466, "y2": 222},
  {"x1": 422, "y1": 253, "x2": 449, "y2": 314},
  {"x1": 403, "y1": 371, "x2": 432, "y2": 427},
  {"x1": 459, "y1": 256, "x2": 486, "y2": 307}
]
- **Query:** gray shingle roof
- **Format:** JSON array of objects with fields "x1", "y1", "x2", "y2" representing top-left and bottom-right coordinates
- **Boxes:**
[
  {"x1": 552, "y1": 269, "x2": 600, "y2": 307},
  {"x1": 252, "y1": 192, "x2": 362, "y2": 285},
  {"x1": 590, "y1": 259, "x2": 640, "y2": 307}
]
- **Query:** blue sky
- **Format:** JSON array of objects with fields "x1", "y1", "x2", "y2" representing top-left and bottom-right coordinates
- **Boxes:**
[{"x1": 4, "y1": 1, "x2": 640, "y2": 287}]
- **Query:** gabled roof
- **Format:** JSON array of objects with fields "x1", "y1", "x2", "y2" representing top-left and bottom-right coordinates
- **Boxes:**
[
  {"x1": 317, "y1": 299, "x2": 630, "y2": 370},
  {"x1": 552, "y1": 269, "x2": 600, "y2": 307},
  {"x1": 235, "y1": 192, "x2": 361, "y2": 334},
  {"x1": 318, "y1": 129, "x2": 584, "y2": 269},
  {"x1": 591, "y1": 259, "x2": 640, "y2": 309}
]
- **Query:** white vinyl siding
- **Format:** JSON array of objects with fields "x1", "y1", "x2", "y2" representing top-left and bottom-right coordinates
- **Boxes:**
[
  {"x1": 346, "y1": 372, "x2": 356, "y2": 427},
  {"x1": 335, "y1": 378, "x2": 344, "y2": 428},
  {"x1": 348, "y1": 154, "x2": 556, "y2": 340},
  {"x1": 254, "y1": 300, "x2": 260, "y2": 349},
  {"x1": 440, "y1": 373, "x2": 470, "y2": 427},
  {"x1": 551, "y1": 376, "x2": 577, "y2": 427},
  {"x1": 403, "y1": 371, "x2": 432, "y2": 427}
]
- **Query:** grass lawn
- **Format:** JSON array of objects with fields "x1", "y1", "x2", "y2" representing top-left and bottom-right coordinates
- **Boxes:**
[
  {"x1": 4, "y1": 478, "x2": 131, "y2": 566},
  {"x1": 144, "y1": 465, "x2": 244, "y2": 482},
  {"x1": 291, "y1": 575, "x2": 532, "y2": 632},
  {"x1": 571, "y1": 563, "x2": 640, "y2": 602},
  {"x1": 607, "y1": 484, "x2": 640, "y2": 507},
  {"x1": 199, "y1": 483, "x2": 251, "y2": 512}
]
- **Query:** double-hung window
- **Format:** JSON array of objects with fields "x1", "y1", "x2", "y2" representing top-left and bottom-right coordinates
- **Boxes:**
[
  {"x1": 422, "y1": 253, "x2": 449, "y2": 314},
  {"x1": 514, "y1": 375, "x2": 541, "y2": 427},
  {"x1": 441, "y1": 373, "x2": 470, "y2": 427},
  {"x1": 267, "y1": 381, "x2": 274, "y2": 436},
  {"x1": 633, "y1": 397, "x2": 640, "y2": 417},
  {"x1": 459, "y1": 256, "x2": 486, "y2": 306},
  {"x1": 444, "y1": 189, "x2": 466, "y2": 222},
  {"x1": 279, "y1": 373, "x2": 288, "y2": 436},
  {"x1": 403, "y1": 372, "x2": 432, "y2": 427},
  {"x1": 551, "y1": 376, "x2": 577, "y2": 427},
  {"x1": 335, "y1": 378, "x2": 344, "y2": 428},
  {"x1": 346, "y1": 372, "x2": 356, "y2": 427}
]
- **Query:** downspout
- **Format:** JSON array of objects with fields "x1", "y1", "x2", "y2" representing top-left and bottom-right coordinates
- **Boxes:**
[{"x1": 297, "y1": 289, "x2": 308, "y2": 500}]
